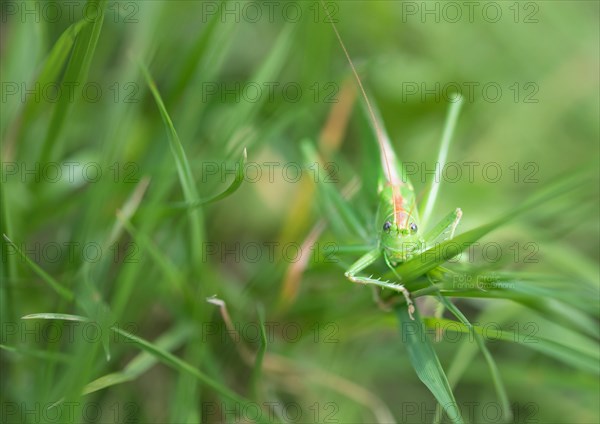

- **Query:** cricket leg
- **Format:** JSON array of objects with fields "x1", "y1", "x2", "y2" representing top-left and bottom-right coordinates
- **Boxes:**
[
  {"x1": 345, "y1": 249, "x2": 415, "y2": 320},
  {"x1": 423, "y1": 208, "x2": 462, "y2": 249},
  {"x1": 448, "y1": 208, "x2": 462, "y2": 239},
  {"x1": 422, "y1": 208, "x2": 463, "y2": 328}
]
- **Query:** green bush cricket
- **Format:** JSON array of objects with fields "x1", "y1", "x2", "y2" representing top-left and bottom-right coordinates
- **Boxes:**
[{"x1": 324, "y1": 8, "x2": 464, "y2": 320}]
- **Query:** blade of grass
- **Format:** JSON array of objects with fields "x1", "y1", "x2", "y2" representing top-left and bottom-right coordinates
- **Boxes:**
[
  {"x1": 115, "y1": 210, "x2": 188, "y2": 299},
  {"x1": 140, "y1": 61, "x2": 204, "y2": 264},
  {"x1": 434, "y1": 295, "x2": 511, "y2": 423},
  {"x1": 250, "y1": 305, "x2": 267, "y2": 400},
  {"x1": 420, "y1": 94, "x2": 464, "y2": 230},
  {"x1": 394, "y1": 170, "x2": 590, "y2": 283},
  {"x1": 168, "y1": 0, "x2": 229, "y2": 105},
  {"x1": 111, "y1": 326, "x2": 251, "y2": 405},
  {"x1": 422, "y1": 271, "x2": 600, "y2": 338},
  {"x1": 22, "y1": 19, "x2": 89, "y2": 127},
  {"x1": 170, "y1": 147, "x2": 247, "y2": 209},
  {"x1": 422, "y1": 317, "x2": 600, "y2": 374},
  {"x1": 83, "y1": 324, "x2": 192, "y2": 395},
  {"x1": 0, "y1": 344, "x2": 70, "y2": 363},
  {"x1": 224, "y1": 24, "x2": 296, "y2": 154},
  {"x1": 397, "y1": 304, "x2": 465, "y2": 424},
  {"x1": 40, "y1": 0, "x2": 107, "y2": 162},
  {"x1": 21, "y1": 314, "x2": 252, "y2": 405},
  {"x1": 1, "y1": 185, "x2": 15, "y2": 321}
]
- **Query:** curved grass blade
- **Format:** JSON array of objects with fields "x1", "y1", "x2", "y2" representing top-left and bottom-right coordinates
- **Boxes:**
[
  {"x1": 140, "y1": 63, "x2": 199, "y2": 205},
  {"x1": 111, "y1": 326, "x2": 251, "y2": 405},
  {"x1": 21, "y1": 314, "x2": 253, "y2": 405},
  {"x1": 397, "y1": 304, "x2": 465, "y2": 424},
  {"x1": 170, "y1": 148, "x2": 247, "y2": 209},
  {"x1": 40, "y1": 0, "x2": 107, "y2": 162},
  {"x1": 23, "y1": 308, "x2": 112, "y2": 361},
  {"x1": 83, "y1": 324, "x2": 192, "y2": 395},
  {"x1": 22, "y1": 19, "x2": 89, "y2": 126},
  {"x1": 140, "y1": 62, "x2": 204, "y2": 259}
]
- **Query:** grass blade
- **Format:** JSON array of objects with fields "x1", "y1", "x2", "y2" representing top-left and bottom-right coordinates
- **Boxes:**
[
  {"x1": 140, "y1": 61, "x2": 204, "y2": 261},
  {"x1": 397, "y1": 304, "x2": 465, "y2": 424},
  {"x1": 172, "y1": 148, "x2": 247, "y2": 209},
  {"x1": 423, "y1": 317, "x2": 600, "y2": 374},
  {"x1": 22, "y1": 313, "x2": 86, "y2": 321},
  {"x1": 435, "y1": 296, "x2": 511, "y2": 423},
  {"x1": 20, "y1": 314, "x2": 252, "y2": 405},
  {"x1": 82, "y1": 324, "x2": 192, "y2": 395},
  {"x1": 420, "y1": 95, "x2": 464, "y2": 230},
  {"x1": 250, "y1": 306, "x2": 267, "y2": 400},
  {"x1": 111, "y1": 326, "x2": 250, "y2": 405},
  {"x1": 223, "y1": 24, "x2": 296, "y2": 153},
  {"x1": 168, "y1": 0, "x2": 228, "y2": 105},
  {"x1": 40, "y1": 0, "x2": 107, "y2": 162},
  {"x1": 22, "y1": 19, "x2": 89, "y2": 127},
  {"x1": 395, "y1": 170, "x2": 589, "y2": 283}
]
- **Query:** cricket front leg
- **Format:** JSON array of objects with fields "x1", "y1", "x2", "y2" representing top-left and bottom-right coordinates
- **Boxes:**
[{"x1": 345, "y1": 249, "x2": 415, "y2": 319}]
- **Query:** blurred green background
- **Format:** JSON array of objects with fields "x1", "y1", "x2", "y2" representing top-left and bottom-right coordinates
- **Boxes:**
[{"x1": 1, "y1": 1, "x2": 598, "y2": 423}]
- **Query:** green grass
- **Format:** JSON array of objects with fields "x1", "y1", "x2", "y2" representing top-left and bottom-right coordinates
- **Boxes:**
[{"x1": 1, "y1": 1, "x2": 599, "y2": 423}]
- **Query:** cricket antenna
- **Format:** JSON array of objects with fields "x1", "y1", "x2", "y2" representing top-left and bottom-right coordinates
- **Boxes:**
[{"x1": 321, "y1": 1, "x2": 402, "y2": 224}]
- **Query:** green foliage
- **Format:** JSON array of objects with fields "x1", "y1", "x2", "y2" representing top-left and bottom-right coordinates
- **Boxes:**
[{"x1": 1, "y1": 1, "x2": 598, "y2": 423}]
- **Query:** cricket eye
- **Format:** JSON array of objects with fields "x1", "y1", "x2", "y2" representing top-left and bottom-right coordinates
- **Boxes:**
[
  {"x1": 409, "y1": 223, "x2": 418, "y2": 233},
  {"x1": 383, "y1": 221, "x2": 392, "y2": 233}
]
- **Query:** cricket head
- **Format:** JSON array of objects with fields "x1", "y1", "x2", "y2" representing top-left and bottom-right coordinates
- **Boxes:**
[
  {"x1": 377, "y1": 200, "x2": 424, "y2": 262},
  {"x1": 380, "y1": 214, "x2": 423, "y2": 262}
]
